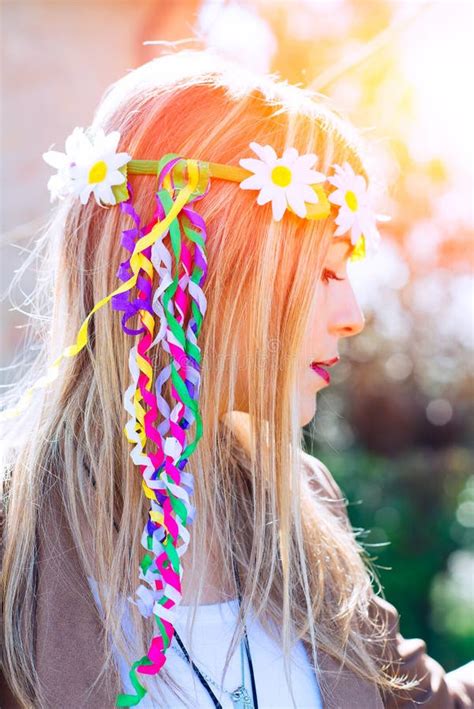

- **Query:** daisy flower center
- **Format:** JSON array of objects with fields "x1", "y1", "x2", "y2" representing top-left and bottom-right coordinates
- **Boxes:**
[
  {"x1": 271, "y1": 165, "x2": 292, "y2": 188},
  {"x1": 88, "y1": 160, "x2": 108, "y2": 184},
  {"x1": 345, "y1": 190, "x2": 358, "y2": 212}
]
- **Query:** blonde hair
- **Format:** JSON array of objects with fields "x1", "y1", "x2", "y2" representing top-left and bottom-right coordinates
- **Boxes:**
[{"x1": 1, "y1": 48, "x2": 417, "y2": 707}]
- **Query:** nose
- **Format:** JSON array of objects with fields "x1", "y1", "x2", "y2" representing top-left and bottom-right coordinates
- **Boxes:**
[{"x1": 329, "y1": 283, "x2": 365, "y2": 338}]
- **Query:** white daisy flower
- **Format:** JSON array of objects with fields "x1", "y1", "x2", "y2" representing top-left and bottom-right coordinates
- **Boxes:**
[
  {"x1": 43, "y1": 127, "x2": 131, "y2": 206},
  {"x1": 327, "y1": 161, "x2": 390, "y2": 256},
  {"x1": 239, "y1": 141, "x2": 327, "y2": 221},
  {"x1": 43, "y1": 127, "x2": 85, "y2": 202}
]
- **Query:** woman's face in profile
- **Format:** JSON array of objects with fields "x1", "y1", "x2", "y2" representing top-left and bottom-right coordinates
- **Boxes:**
[{"x1": 298, "y1": 235, "x2": 365, "y2": 427}]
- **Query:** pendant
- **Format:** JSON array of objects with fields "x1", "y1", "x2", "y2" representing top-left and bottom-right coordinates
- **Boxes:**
[{"x1": 231, "y1": 685, "x2": 254, "y2": 708}]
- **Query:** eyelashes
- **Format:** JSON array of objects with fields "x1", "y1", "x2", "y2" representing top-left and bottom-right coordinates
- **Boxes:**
[{"x1": 322, "y1": 269, "x2": 345, "y2": 284}]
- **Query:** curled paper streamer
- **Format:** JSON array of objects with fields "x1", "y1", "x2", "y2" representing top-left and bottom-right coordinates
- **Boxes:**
[
  {"x1": 116, "y1": 157, "x2": 210, "y2": 707},
  {"x1": 112, "y1": 181, "x2": 157, "y2": 336}
]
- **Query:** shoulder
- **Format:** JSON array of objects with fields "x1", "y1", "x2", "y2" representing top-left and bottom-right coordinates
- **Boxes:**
[
  {"x1": 299, "y1": 449, "x2": 349, "y2": 524},
  {"x1": 299, "y1": 450, "x2": 344, "y2": 499}
]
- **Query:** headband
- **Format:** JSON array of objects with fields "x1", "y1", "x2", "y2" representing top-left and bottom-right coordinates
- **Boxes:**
[{"x1": 2, "y1": 126, "x2": 389, "y2": 707}]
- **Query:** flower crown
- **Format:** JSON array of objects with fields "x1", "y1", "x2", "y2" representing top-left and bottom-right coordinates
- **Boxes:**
[{"x1": 43, "y1": 127, "x2": 390, "y2": 261}]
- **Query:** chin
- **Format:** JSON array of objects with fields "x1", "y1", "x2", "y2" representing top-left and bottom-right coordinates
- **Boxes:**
[{"x1": 299, "y1": 398, "x2": 317, "y2": 428}]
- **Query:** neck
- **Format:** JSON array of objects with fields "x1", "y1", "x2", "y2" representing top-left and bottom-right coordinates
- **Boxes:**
[{"x1": 180, "y1": 528, "x2": 237, "y2": 606}]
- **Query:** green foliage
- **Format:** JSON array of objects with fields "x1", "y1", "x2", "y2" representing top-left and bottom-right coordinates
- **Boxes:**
[{"x1": 303, "y1": 439, "x2": 474, "y2": 671}]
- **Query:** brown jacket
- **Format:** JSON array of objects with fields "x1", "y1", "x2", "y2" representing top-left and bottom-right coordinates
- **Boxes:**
[{"x1": 1, "y1": 454, "x2": 473, "y2": 708}]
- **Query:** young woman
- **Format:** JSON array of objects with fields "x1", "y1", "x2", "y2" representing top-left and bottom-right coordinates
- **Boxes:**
[{"x1": 1, "y1": 49, "x2": 473, "y2": 709}]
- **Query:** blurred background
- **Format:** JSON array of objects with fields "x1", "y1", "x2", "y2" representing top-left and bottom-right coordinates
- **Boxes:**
[{"x1": 1, "y1": 0, "x2": 473, "y2": 672}]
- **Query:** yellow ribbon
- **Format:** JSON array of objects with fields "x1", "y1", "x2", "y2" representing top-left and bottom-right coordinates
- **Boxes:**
[{"x1": 128, "y1": 159, "x2": 332, "y2": 221}]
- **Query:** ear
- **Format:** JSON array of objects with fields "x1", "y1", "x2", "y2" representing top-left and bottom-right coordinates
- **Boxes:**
[
  {"x1": 221, "y1": 410, "x2": 251, "y2": 448},
  {"x1": 220, "y1": 410, "x2": 271, "y2": 458}
]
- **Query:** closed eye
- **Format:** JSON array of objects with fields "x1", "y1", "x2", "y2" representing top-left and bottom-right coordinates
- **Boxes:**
[{"x1": 322, "y1": 269, "x2": 345, "y2": 284}]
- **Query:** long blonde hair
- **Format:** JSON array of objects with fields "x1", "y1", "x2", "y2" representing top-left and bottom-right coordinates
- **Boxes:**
[{"x1": 1, "y1": 48, "x2": 416, "y2": 707}]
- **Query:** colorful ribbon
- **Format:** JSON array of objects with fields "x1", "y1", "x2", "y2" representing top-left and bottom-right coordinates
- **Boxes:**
[{"x1": 116, "y1": 157, "x2": 210, "y2": 706}]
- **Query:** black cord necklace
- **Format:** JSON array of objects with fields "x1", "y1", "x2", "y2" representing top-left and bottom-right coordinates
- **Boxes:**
[{"x1": 172, "y1": 559, "x2": 259, "y2": 709}]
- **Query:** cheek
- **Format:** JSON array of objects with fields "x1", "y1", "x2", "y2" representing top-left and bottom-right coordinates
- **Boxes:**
[{"x1": 299, "y1": 290, "x2": 326, "y2": 364}]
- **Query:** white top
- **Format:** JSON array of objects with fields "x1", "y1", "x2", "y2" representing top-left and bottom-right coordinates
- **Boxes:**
[{"x1": 88, "y1": 577, "x2": 323, "y2": 708}]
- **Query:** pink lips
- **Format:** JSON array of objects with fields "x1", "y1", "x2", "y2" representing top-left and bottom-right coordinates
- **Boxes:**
[{"x1": 310, "y1": 356, "x2": 339, "y2": 385}]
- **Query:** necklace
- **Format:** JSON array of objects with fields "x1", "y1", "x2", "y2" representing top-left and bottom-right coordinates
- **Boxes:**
[
  {"x1": 172, "y1": 630, "x2": 254, "y2": 708},
  {"x1": 170, "y1": 561, "x2": 259, "y2": 709}
]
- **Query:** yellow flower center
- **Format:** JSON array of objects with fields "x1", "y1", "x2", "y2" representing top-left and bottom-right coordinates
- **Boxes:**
[
  {"x1": 271, "y1": 165, "x2": 292, "y2": 188},
  {"x1": 88, "y1": 160, "x2": 108, "y2": 184},
  {"x1": 345, "y1": 190, "x2": 358, "y2": 212}
]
